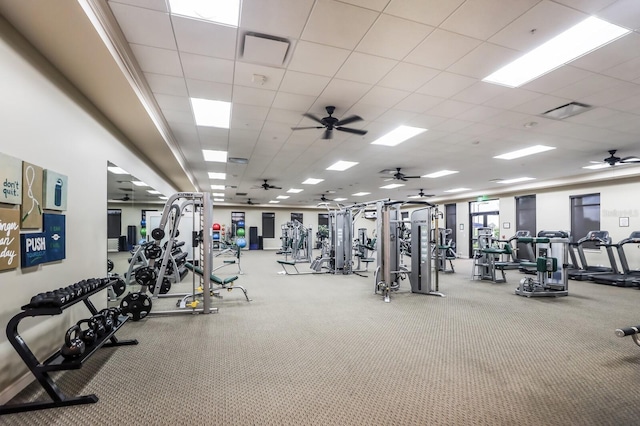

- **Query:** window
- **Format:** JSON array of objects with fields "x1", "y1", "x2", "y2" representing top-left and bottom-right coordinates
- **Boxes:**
[
  {"x1": 445, "y1": 204, "x2": 456, "y2": 246},
  {"x1": 318, "y1": 213, "x2": 329, "y2": 227},
  {"x1": 571, "y1": 193, "x2": 600, "y2": 249},
  {"x1": 515, "y1": 195, "x2": 536, "y2": 236},
  {"x1": 262, "y1": 212, "x2": 275, "y2": 238},
  {"x1": 107, "y1": 209, "x2": 121, "y2": 239},
  {"x1": 291, "y1": 212, "x2": 303, "y2": 223}
]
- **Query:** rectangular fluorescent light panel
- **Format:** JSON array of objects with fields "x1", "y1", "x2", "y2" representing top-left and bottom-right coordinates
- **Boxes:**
[
  {"x1": 302, "y1": 178, "x2": 324, "y2": 185},
  {"x1": 107, "y1": 166, "x2": 128, "y2": 175},
  {"x1": 371, "y1": 125, "x2": 427, "y2": 147},
  {"x1": 494, "y1": 145, "x2": 555, "y2": 160},
  {"x1": 211, "y1": 184, "x2": 225, "y2": 190},
  {"x1": 212, "y1": 192, "x2": 225, "y2": 197},
  {"x1": 169, "y1": 0, "x2": 240, "y2": 27},
  {"x1": 352, "y1": 192, "x2": 371, "y2": 196},
  {"x1": 214, "y1": 198, "x2": 224, "y2": 202},
  {"x1": 326, "y1": 161, "x2": 358, "y2": 171},
  {"x1": 147, "y1": 190, "x2": 161, "y2": 194},
  {"x1": 208, "y1": 172, "x2": 226, "y2": 180},
  {"x1": 380, "y1": 183, "x2": 404, "y2": 189},
  {"x1": 287, "y1": 188, "x2": 303, "y2": 193},
  {"x1": 496, "y1": 177, "x2": 535, "y2": 184},
  {"x1": 483, "y1": 17, "x2": 630, "y2": 88},
  {"x1": 131, "y1": 180, "x2": 148, "y2": 186},
  {"x1": 334, "y1": 197, "x2": 347, "y2": 201},
  {"x1": 423, "y1": 170, "x2": 458, "y2": 178},
  {"x1": 269, "y1": 200, "x2": 280, "y2": 204},
  {"x1": 190, "y1": 98, "x2": 231, "y2": 128},
  {"x1": 582, "y1": 163, "x2": 610, "y2": 170},
  {"x1": 276, "y1": 195, "x2": 290, "y2": 199},
  {"x1": 407, "y1": 195, "x2": 421, "y2": 199},
  {"x1": 159, "y1": 196, "x2": 168, "y2": 200},
  {"x1": 444, "y1": 188, "x2": 470, "y2": 193},
  {"x1": 202, "y1": 150, "x2": 228, "y2": 162}
]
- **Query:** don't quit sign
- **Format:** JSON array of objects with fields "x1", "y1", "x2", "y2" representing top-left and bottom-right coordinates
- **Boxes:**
[{"x1": 0, "y1": 207, "x2": 20, "y2": 271}]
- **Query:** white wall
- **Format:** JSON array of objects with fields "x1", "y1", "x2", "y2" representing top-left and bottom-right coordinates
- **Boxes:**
[{"x1": 0, "y1": 23, "x2": 176, "y2": 400}]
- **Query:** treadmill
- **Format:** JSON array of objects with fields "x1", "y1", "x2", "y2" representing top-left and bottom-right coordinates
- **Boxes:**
[
  {"x1": 568, "y1": 230, "x2": 618, "y2": 281},
  {"x1": 591, "y1": 231, "x2": 640, "y2": 287}
]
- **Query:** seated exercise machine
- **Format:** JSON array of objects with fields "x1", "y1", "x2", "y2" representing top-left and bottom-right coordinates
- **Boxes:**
[
  {"x1": 471, "y1": 227, "x2": 508, "y2": 283},
  {"x1": 432, "y1": 227, "x2": 456, "y2": 273},
  {"x1": 495, "y1": 230, "x2": 533, "y2": 271},
  {"x1": 354, "y1": 228, "x2": 376, "y2": 273},
  {"x1": 514, "y1": 230, "x2": 569, "y2": 297},
  {"x1": 568, "y1": 230, "x2": 617, "y2": 281}
]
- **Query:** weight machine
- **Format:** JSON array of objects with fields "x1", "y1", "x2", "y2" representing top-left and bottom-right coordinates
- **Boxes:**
[
  {"x1": 432, "y1": 228, "x2": 456, "y2": 273},
  {"x1": 353, "y1": 228, "x2": 376, "y2": 273},
  {"x1": 471, "y1": 227, "x2": 508, "y2": 283},
  {"x1": 514, "y1": 230, "x2": 569, "y2": 297},
  {"x1": 277, "y1": 220, "x2": 313, "y2": 262}
]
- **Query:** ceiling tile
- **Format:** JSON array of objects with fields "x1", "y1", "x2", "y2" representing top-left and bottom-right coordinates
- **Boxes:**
[
  {"x1": 267, "y1": 108, "x2": 307, "y2": 124},
  {"x1": 582, "y1": 81, "x2": 640, "y2": 106},
  {"x1": 144, "y1": 72, "x2": 188, "y2": 96},
  {"x1": 440, "y1": 0, "x2": 539, "y2": 40},
  {"x1": 520, "y1": 65, "x2": 592, "y2": 94},
  {"x1": 233, "y1": 62, "x2": 286, "y2": 90},
  {"x1": 551, "y1": 73, "x2": 621, "y2": 100},
  {"x1": 457, "y1": 122, "x2": 500, "y2": 136},
  {"x1": 181, "y1": 53, "x2": 234, "y2": 83},
  {"x1": 384, "y1": 0, "x2": 465, "y2": 27},
  {"x1": 416, "y1": 72, "x2": 476, "y2": 98},
  {"x1": 511, "y1": 94, "x2": 572, "y2": 115},
  {"x1": 488, "y1": 1, "x2": 587, "y2": 52},
  {"x1": 339, "y1": 0, "x2": 390, "y2": 11},
  {"x1": 571, "y1": 33, "x2": 640, "y2": 73},
  {"x1": 232, "y1": 86, "x2": 276, "y2": 107},
  {"x1": 344, "y1": 103, "x2": 388, "y2": 122},
  {"x1": 279, "y1": 71, "x2": 331, "y2": 96},
  {"x1": 272, "y1": 92, "x2": 317, "y2": 111},
  {"x1": 130, "y1": 44, "x2": 182, "y2": 76},
  {"x1": 378, "y1": 62, "x2": 439, "y2": 92},
  {"x1": 355, "y1": 14, "x2": 433, "y2": 60},
  {"x1": 454, "y1": 105, "x2": 503, "y2": 122},
  {"x1": 109, "y1": 0, "x2": 168, "y2": 12},
  {"x1": 448, "y1": 42, "x2": 519, "y2": 79},
  {"x1": 430, "y1": 118, "x2": 474, "y2": 132},
  {"x1": 359, "y1": 86, "x2": 410, "y2": 107},
  {"x1": 172, "y1": 16, "x2": 237, "y2": 60},
  {"x1": 552, "y1": 0, "x2": 617, "y2": 14},
  {"x1": 185, "y1": 79, "x2": 233, "y2": 101},
  {"x1": 301, "y1": 0, "x2": 378, "y2": 50},
  {"x1": 405, "y1": 29, "x2": 482, "y2": 70},
  {"x1": 394, "y1": 93, "x2": 444, "y2": 113},
  {"x1": 405, "y1": 114, "x2": 448, "y2": 129},
  {"x1": 483, "y1": 88, "x2": 541, "y2": 109},
  {"x1": 163, "y1": 109, "x2": 195, "y2": 125},
  {"x1": 596, "y1": 0, "x2": 640, "y2": 29},
  {"x1": 240, "y1": 0, "x2": 315, "y2": 38},
  {"x1": 426, "y1": 100, "x2": 476, "y2": 118},
  {"x1": 335, "y1": 52, "x2": 397, "y2": 85},
  {"x1": 319, "y1": 78, "x2": 372, "y2": 104},
  {"x1": 451, "y1": 82, "x2": 510, "y2": 104},
  {"x1": 601, "y1": 56, "x2": 640, "y2": 82},
  {"x1": 287, "y1": 41, "x2": 351, "y2": 77},
  {"x1": 155, "y1": 93, "x2": 190, "y2": 111},
  {"x1": 232, "y1": 104, "x2": 270, "y2": 122},
  {"x1": 110, "y1": 2, "x2": 176, "y2": 49},
  {"x1": 375, "y1": 109, "x2": 417, "y2": 124}
]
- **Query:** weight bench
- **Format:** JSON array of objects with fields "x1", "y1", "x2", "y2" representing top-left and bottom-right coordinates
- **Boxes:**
[
  {"x1": 184, "y1": 262, "x2": 250, "y2": 302},
  {"x1": 277, "y1": 259, "x2": 327, "y2": 275},
  {"x1": 277, "y1": 259, "x2": 300, "y2": 275}
]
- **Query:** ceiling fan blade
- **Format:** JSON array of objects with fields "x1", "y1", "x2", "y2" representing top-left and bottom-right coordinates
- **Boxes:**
[
  {"x1": 335, "y1": 115, "x2": 362, "y2": 126},
  {"x1": 291, "y1": 126, "x2": 324, "y2": 130},
  {"x1": 401, "y1": 177, "x2": 408, "y2": 181},
  {"x1": 403, "y1": 175, "x2": 422, "y2": 179},
  {"x1": 302, "y1": 113, "x2": 325, "y2": 125},
  {"x1": 322, "y1": 128, "x2": 332, "y2": 140},
  {"x1": 269, "y1": 185, "x2": 283, "y2": 189},
  {"x1": 620, "y1": 156, "x2": 640, "y2": 163},
  {"x1": 336, "y1": 127, "x2": 367, "y2": 135}
]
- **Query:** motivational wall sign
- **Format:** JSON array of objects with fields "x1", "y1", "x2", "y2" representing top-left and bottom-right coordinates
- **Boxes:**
[
  {"x1": 21, "y1": 162, "x2": 43, "y2": 229},
  {"x1": 43, "y1": 170, "x2": 68, "y2": 211},
  {"x1": 20, "y1": 232, "x2": 48, "y2": 268},
  {"x1": 0, "y1": 207, "x2": 20, "y2": 271},
  {"x1": 43, "y1": 213, "x2": 65, "y2": 262},
  {"x1": 0, "y1": 152, "x2": 23, "y2": 205}
]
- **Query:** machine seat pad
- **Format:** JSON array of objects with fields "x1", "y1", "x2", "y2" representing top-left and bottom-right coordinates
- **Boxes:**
[{"x1": 277, "y1": 260, "x2": 297, "y2": 265}]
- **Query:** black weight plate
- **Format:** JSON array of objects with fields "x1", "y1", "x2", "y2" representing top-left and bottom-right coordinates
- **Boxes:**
[
  {"x1": 134, "y1": 266, "x2": 157, "y2": 286},
  {"x1": 107, "y1": 259, "x2": 114, "y2": 272},
  {"x1": 151, "y1": 228, "x2": 165, "y2": 240},
  {"x1": 120, "y1": 292, "x2": 152, "y2": 321},
  {"x1": 112, "y1": 278, "x2": 127, "y2": 297},
  {"x1": 149, "y1": 277, "x2": 172, "y2": 295},
  {"x1": 144, "y1": 244, "x2": 162, "y2": 260}
]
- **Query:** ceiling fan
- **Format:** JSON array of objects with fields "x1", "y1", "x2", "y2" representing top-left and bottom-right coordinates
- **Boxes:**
[
  {"x1": 291, "y1": 106, "x2": 368, "y2": 140},
  {"x1": 316, "y1": 194, "x2": 333, "y2": 202},
  {"x1": 596, "y1": 149, "x2": 640, "y2": 166},
  {"x1": 112, "y1": 194, "x2": 130, "y2": 201},
  {"x1": 382, "y1": 168, "x2": 422, "y2": 181},
  {"x1": 408, "y1": 189, "x2": 434, "y2": 199},
  {"x1": 258, "y1": 179, "x2": 282, "y2": 190},
  {"x1": 246, "y1": 198, "x2": 258, "y2": 205}
]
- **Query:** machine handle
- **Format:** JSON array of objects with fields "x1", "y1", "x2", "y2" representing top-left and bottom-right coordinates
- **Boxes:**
[{"x1": 615, "y1": 326, "x2": 640, "y2": 337}]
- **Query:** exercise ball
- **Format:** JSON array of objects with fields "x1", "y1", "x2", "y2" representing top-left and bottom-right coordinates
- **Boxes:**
[
  {"x1": 237, "y1": 220, "x2": 245, "y2": 228},
  {"x1": 212, "y1": 233, "x2": 220, "y2": 240},
  {"x1": 237, "y1": 228, "x2": 245, "y2": 237},
  {"x1": 141, "y1": 220, "x2": 146, "y2": 227},
  {"x1": 139, "y1": 238, "x2": 146, "y2": 245},
  {"x1": 213, "y1": 223, "x2": 221, "y2": 231},
  {"x1": 236, "y1": 238, "x2": 247, "y2": 248},
  {"x1": 140, "y1": 227, "x2": 146, "y2": 237}
]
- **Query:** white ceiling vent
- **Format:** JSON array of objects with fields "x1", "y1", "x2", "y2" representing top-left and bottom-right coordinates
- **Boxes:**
[
  {"x1": 242, "y1": 33, "x2": 290, "y2": 67},
  {"x1": 541, "y1": 102, "x2": 592, "y2": 120}
]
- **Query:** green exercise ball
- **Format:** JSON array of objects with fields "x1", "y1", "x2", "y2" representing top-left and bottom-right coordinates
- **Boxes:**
[
  {"x1": 236, "y1": 228, "x2": 245, "y2": 237},
  {"x1": 140, "y1": 227, "x2": 146, "y2": 237}
]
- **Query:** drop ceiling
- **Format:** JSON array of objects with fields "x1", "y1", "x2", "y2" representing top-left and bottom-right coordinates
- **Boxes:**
[{"x1": 2, "y1": 0, "x2": 640, "y2": 207}]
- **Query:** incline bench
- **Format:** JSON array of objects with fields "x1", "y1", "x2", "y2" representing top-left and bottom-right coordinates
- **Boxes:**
[{"x1": 184, "y1": 262, "x2": 250, "y2": 302}]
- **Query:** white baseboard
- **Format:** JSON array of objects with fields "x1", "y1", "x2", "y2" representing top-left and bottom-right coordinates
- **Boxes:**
[{"x1": 0, "y1": 372, "x2": 34, "y2": 405}]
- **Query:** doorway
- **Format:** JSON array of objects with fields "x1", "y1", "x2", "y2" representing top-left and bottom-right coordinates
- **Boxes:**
[{"x1": 469, "y1": 200, "x2": 500, "y2": 257}]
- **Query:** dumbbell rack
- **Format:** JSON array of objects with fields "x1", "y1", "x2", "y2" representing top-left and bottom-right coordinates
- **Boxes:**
[{"x1": 0, "y1": 279, "x2": 138, "y2": 415}]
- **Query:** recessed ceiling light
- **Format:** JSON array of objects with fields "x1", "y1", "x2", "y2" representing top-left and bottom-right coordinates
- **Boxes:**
[
  {"x1": 202, "y1": 149, "x2": 228, "y2": 162},
  {"x1": 302, "y1": 178, "x2": 324, "y2": 185},
  {"x1": 147, "y1": 190, "x2": 161, "y2": 194},
  {"x1": 107, "y1": 166, "x2": 129, "y2": 175},
  {"x1": 213, "y1": 198, "x2": 224, "y2": 202},
  {"x1": 334, "y1": 197, "x2": 347, "y2": 202},
  {"x1": 494, "y1": 145, "x2": 555, "y2": 160},
  {"x1": 496, "y1": 177, "x2": 535, "y2": 184},
  {"x1": 326, "y1": 161, "x2": 359, "y2": 171},
  {"x1": 582, "y1": 163, "x2": 611, "y2": 170},
  {"x1": 269, "y1": 200, "x2": 280, "y2": 204},
  {"x1": 483, "y1": 17, "x2": 630, "y2": 88},
  {"x1": 208, "y1": 172, "x2": 226, "y2": 180},
  {"x1": 444, "y1": 188, "x2": 470, "y2": 193},
  {"x1": 423, "y1": 170, "x2": 458, "y2": 178},
  {"x1": 352, "y1": 192, "x2": 371, "y2": 196},
  {"x1": 371, "y1": 125, "x2": 427, "y2": 147},
  {"x1": 190, "y1": 98, "x2": 231, "y2": 128},
  {"x1": 212, "y1": 192, "x2": 225, "y2": 196},
  {"x1": 168, "y1": 0, "x2": 240, "y2": 27},
  {"x1": 287, "y1": 188, "x2": 303, "y2": 193},
  {"x1": 211, "y1": 184, "x2": 225, "y2": 190},
  {"x1": 131, "y1": 180, "x2": 148, "y2": 186},
  {"x1": 380, "y1": 183, "x2": 404, "y2": 189},
  {"x1": 276, "y1": 195, "x2": 290, "y2": 199}
]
